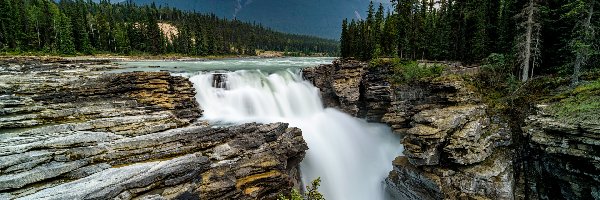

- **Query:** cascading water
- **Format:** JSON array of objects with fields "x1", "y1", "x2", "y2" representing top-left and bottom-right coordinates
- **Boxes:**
[
  {"x1": 189, "y1": 68, "x2": 403, "y2": 200},
  {"x1": 117, "y1": 58, "x2": 402, "y2": 199}
]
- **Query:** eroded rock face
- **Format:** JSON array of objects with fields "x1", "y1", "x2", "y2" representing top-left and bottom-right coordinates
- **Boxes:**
[
  {"x1": 386, "y1": 76, "x2": 513, "y2": 199},
  {"x1": 303, "y1": 60, "x2": 367, "y2": 116},
  {"x1": 0, "y1": 60, "x2": 307, "y2": 200},
  {"x1": 303, "y1": 59, "x2": 391, "y2": 121},
  {"x1": 304, "y1": 60, "x2": 513, "y2": 199},
  {"x1": 522, "y1": 106, "x2": 600, "y2": 200}
]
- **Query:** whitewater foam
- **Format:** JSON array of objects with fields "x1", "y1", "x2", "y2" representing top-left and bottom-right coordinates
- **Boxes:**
[{"x1": 189, "y1": 68, "x2": 402, "y2": 200}]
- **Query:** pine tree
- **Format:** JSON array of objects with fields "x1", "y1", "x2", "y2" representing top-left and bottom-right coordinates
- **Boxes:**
[
  {"x1": 496, "y1": 0, "x2": 518, "y2": 54},
  {"x1": 565, "y1": 0, "x2": 596, "y2": 85},
  {"x1": 470, "y1": 0, "x2": 490, "y2": 61},
  {"x1": 436, "y1": 0, "x2": 452, "y2": 59},
  {"x1": 340, "y1": 19, "x2": 350, "y2": 58},
  {"x1": 0, "y1": 0, "x2": 13, "y2": 49},
  {"x1": 516, "y1": 0, "x2": 542, "y2": 82},
  {"x1": 113, "y1": 23, "x2": 130, "y2": 54},
  {"x1": 57, "y1": 13, "x2": 75, "y2": 54},
  {"x1": 47, "y1": 0, "x2": 62, "y2": 52},
  {"x1": 145, "y1": 5, "x2": 164, "y2": 55},
  {"x1": 373, "y1": 3, "x2": 385, "y2": 58},
  {"x1": 365, "y1": 1, "x2": 375, "y2": 60},
  {"x1": 0, "y1": 0, "x2": 339, "y2": 56},
  {"x1": 74, "y1": 0, "x2": 92, "y2": 54}
]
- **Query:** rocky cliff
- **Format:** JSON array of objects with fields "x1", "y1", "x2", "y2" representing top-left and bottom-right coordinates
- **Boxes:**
[
  {"x1": 520, "y1": 81, "x2": 600, "y2": 200},
  {"x1": 0, "y1": 59, "x2": 307, "y2": 199},
  {"x1": 303, "y1": 59, "x2": 599, "y2": 199}
]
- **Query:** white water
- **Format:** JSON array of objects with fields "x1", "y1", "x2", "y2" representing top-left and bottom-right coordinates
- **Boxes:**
[{"x1": 188, "y1": 67, "x2": 402, "y2": 200}]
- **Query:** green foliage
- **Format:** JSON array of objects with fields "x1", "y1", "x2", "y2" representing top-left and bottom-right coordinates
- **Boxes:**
[
  {"x1": 340, "y1": 2, "x2": 386, "y2": 61},
  {"x1": 546, "y1": 79, "x2": 600, "y2": 122},
  {"x1": 370, "y1": 58, "x2": 444, "y2": 84},
  {"x1": 478, "y1": 53, "x2": 520, "y2": 92},
  {"x1": 57, "y1": 13, "x2": 75, "y2": 55},
  {"x1": 482, "y1": 53, "x2": 509, "y2": 71},
  {"x1": 343, "y1": 0, "x2": 599, "y2": 82},
  {"x1": 278, "y1": 178, "x2": 325, "y2": 200},
  {"x1": 279, "y1": 189, "x2": 303, "y2": 200},
  {"x1": 0, "y1": 0, "x2": 338, "y2": 56}
]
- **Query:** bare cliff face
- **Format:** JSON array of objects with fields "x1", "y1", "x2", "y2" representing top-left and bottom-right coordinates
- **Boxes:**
[
  {"x1": 520, "y1": 97, "x2": 600, "y2": 199},
  {"x1": 0, "y1": 59, "x2": 307, "y2": 200},
  {"x1": 303, "y1": 59, "x2": 599, "y2": 200}
]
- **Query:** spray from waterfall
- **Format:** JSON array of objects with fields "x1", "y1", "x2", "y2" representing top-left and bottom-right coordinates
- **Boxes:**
[{"x1": 189, "y1": 68, "x2": 402, "y2": 200}]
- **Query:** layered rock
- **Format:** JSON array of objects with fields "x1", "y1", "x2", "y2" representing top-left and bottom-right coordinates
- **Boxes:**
[
  {"x1": 304, "y1": 60, "x2": 513, "y2": 199},
  {"x1": 521, "y1": 104, "x2": 600, "y2": 199},
  {"x1": 305, "y1": 59, "x2": 600, "y2": 200},
  {"x1": 385, "y1": 76, "x2": 513, "y2": 200},
  {"x1": 0, "y1": 59, "x2": 307, "y2": 200},
  {"x1": 303, "y1": 60, "x2": 367, "y2": 116},
  {"x1": 303, "y1": 59, "x2": 390, "y2": 121}
]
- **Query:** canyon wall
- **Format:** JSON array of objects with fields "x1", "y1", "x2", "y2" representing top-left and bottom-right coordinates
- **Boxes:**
[
  {"x1": 303, "y1": 59, "x2": 599, "y2": 200},
  {"x1": 0, "y1": 59, "x2": 307, "y2": 199}
]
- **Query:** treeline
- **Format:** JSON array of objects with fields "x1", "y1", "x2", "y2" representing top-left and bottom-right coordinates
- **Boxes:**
[
  {"x1": 0, "y1": 0, "x2": 339, "y2": 56},
  {"x1": 341, "y1": 0, "x2": 598, "y2": 83}
]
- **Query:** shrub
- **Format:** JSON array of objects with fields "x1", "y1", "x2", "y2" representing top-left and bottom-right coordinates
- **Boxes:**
[
  {"x1": 389, "y1": 60, "x2": 444, "y2": 84},
  {"x1": 546, "y1": 79, "x2": 600, "y2": 123},
  {"x1": 278, "y1": 178, "x2": 325, "y2": 200},
  {"x1": 477, "y1": 53, "x2": 523, "y2": 93}
]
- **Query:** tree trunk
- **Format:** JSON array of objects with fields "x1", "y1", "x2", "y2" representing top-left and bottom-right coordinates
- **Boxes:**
[
  {"x1": 572, "y1": 0, "x2": 594, "y2": 85},
  {"x1": 522, "y1": 0, "x2": 534, "y2": 82},
  {"x1": 531, "y1": 28, "x2": 541, "y2": 79},
  {"x1": 36, "y1": 20, "x2": 41, "y2": 48}
]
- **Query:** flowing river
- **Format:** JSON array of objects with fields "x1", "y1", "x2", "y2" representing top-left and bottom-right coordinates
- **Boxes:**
[{"x1": 119, "y1": 57, "x2": 403, "y2": 200}]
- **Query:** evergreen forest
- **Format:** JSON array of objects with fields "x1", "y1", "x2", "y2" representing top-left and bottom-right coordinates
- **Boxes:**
[
  {"x1": 0, "y1": 0, "x2": 340, "y2": 56},
  {"x1": 341, "y1": 0, "x2": 599, "y2": 83}
]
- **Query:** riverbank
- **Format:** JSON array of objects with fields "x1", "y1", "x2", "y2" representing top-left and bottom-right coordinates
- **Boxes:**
[
  {"x1": 0, "y1": 54, "x2": 267, "y2": 62},
  {"x1": 0, "y1": 58, "x2": 308, "y2": 199},
  {"x1": 303, "y1": 59, "x2": 600, "y2": 200},
  {"x1": 0, "y1": 50, "x2": 333, "y2": 63}
]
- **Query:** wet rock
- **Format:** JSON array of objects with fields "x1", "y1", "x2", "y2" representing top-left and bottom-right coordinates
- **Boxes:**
[
  {"x1": 303, "y1": 59, "x2": 367, "y2": 116},
  {"x1": 387, "y1": 150, "x2": 514, "y2": 200},
  {"x1": 212, "y1": 73, "x2": 227, "y2": 89},
  {"x1": 0, "y1": 60, "x2": 308, "y2": 200},
  {"x1": 522, "y1": 105, "x2": 600, "y2": 200},
  {"x1": 305, "y1": 59, "x2": 513, "y2": 199},
  {"x1": 304, "y1": 60, "x2": 395, "y2": 121},
  {"x1": 385, "y1": 156, "x2": 443, "y2": 200}
]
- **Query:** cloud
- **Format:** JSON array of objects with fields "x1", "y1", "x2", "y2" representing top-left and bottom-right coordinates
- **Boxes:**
[
  {"x1": 234, "y1": 0, "x2": 254, "y2": 18},
  {"x1": 354, "y1": 10, "x2": 363, "y2": 20}
]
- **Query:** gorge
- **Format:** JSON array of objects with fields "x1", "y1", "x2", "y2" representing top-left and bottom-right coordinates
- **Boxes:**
[
  {"x1": 303, "y1": 59, "x2": 600, "y2": 200},
  {"x1": 0, "y1": 57, "x2": 598, "y2": 200}
]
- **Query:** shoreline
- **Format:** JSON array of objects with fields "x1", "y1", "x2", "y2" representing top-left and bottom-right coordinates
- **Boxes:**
[
  {"x1": 0, "y1": 55, "x2": 265, "y2": 62},
  {"x1": 0, "y1": 55, "x2": 336, "y2": 64}
]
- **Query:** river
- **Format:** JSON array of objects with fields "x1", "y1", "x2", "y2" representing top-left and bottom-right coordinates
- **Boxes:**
[{"x1": 119, "y1": 57, "x2": 403, "y2": 200}]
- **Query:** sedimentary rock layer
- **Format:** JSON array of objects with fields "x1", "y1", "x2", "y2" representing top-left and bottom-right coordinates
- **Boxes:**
[
  {"x1": 522, "y1": 105, "x2": 600, "y2": 200},
  {"x1": 0, "y1": 59, "x2": 307, "y2": 200},
  {"x1": 304, "y1": 60, "x2": 513, "y2": 199},
  {"x1": 305, "y1": 59, "x2": 600, "y2": 200}
]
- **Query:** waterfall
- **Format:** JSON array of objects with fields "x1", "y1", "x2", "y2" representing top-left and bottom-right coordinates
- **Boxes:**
[{"x1": 189, "y1": 68, "x2": 402, "y2": 200}]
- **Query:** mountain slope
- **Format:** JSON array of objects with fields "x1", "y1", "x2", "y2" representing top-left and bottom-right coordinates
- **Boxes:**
[{"x1": 128, "y1": 0, "x2": 393, "y2": 39}]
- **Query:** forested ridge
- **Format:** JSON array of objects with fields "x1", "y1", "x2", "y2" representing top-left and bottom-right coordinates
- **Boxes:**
[
  {"x1": 0, "y1": 0, "x2": 339, "y2": 56},
  {"x1": 341, "y1": 0, "x2": 599, "y2": 83}
]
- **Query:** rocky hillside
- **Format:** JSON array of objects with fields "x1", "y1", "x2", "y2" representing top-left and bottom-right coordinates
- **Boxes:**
[
  {"x1": 0, "y1": 58, "x2": 307, "y2": 199},
  {"x1": 303, "y1": 59, "x2": 599, "y2": 199}
]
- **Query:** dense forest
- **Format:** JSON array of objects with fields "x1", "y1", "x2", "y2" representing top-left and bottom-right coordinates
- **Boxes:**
[
  {"x1": 341, "y1": 0, "x2": 599, "y2": 83},
  {"x1": 0, "y1": 0, "x2": 339, "y2": 56}
]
